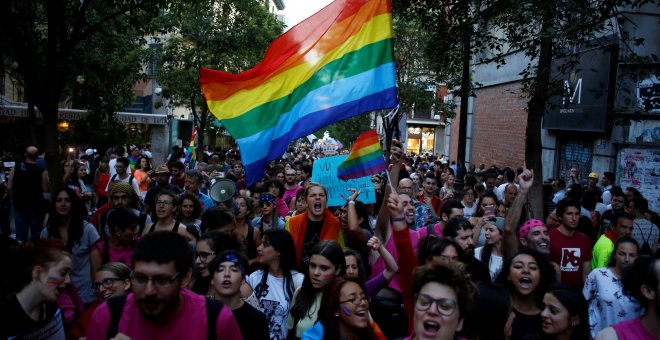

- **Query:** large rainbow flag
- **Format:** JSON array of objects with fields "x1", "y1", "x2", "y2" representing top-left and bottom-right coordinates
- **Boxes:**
[
  {"x1": 337, "y1": 129, "x2": 387, "y2": 180},
  {"x1": 199, "y1": 0, "x2": 398, "y2": 186}
]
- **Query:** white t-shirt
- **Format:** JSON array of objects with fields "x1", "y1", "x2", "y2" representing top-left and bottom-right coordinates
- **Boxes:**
[
  {"x1": 474, "y1": 246, "x2": 503, "y2": 281},
  {"x1": 247, "y1": 269, "x2": 304, "y2": 340},
  {"x1": 108, "y1": 158, "x2": 131, "y2": 177}
]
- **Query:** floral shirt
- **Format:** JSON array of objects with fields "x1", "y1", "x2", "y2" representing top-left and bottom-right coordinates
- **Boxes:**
[{"x1": 583, "y1": 267, "x2": 644, "y2": 338}]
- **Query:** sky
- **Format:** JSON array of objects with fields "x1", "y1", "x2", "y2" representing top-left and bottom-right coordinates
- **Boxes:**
[{"x1": 281, "y1": 0, "x2": 333, "y2": 29}]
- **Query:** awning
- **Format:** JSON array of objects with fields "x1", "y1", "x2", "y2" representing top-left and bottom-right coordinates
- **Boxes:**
[{"x1": 0, "y1": 103, "x2": 168, "y2": 125}]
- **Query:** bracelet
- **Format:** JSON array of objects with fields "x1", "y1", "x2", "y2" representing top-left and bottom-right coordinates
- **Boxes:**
[
  {"x1": 347, "y1": 200, "x2": 355, "y2": 205},
  {"x1": 390, "y1": 215, "x2": 406, "y2": 222}
]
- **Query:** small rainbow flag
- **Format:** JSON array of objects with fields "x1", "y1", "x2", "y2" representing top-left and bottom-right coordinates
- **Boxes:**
[
  {"x1": 200, "y1": 0, "x2": 398, "y2": 186},
  {"x1": 184, "y1": 128, "x2": 197, "y2": 168},
  {"x1": 337, "y1": 129, "x2": 387, "y2": 180}
]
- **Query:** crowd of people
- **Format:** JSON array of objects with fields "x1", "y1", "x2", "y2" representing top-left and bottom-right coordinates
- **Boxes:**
[{"x1": 0, "y1": 141, "x2": 659, "y2": 340}]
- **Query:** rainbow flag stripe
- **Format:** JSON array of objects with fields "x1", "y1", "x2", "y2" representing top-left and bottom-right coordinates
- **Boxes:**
[
  {"x1": 200, "y1": 0, "x2": 397, "y2": 185},
  {"x1": 337, "y1": 129, "x2": 387, "y2": 180}
]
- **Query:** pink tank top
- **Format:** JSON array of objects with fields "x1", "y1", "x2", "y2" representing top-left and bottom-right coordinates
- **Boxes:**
[
  {"x1": 369, "y1": 229, "x2": 422, "y2": 293},
  {"x1": 612, "y1": 318, "x2": 655, "y2": 340}
]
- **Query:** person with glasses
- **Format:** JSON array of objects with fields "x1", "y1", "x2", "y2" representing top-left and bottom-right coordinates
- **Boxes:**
[
  {"x1": 461, "y1": 187, "x2": 477, "y2": 218},
  {"x1": 104, "y1": 157, "x2": 139, "y2": 196},
  {"x1": 387, "y1": 190, "x2": 476, "y2": 339},
  {"x1": 250, "y1": 193, "x2": 284, "y2": 232},
  {"x1": 141, "y1": 191, "x2": 187, "y2": 237},
  {"x1": 70, "y1": 262, "x2": 131, "y2": 338},
  {"x1": 87, "y1": 231, "x2": 241, "y2": 339},
  {"x1": 190, "y1": 230, "x2": 243, "y2": 296},
  {"x1": 208, "y1": 251, "x2": 269, "y2": 340},
  {"x1": 302, "y1": 277, "x2": 386, "y2": 339}
]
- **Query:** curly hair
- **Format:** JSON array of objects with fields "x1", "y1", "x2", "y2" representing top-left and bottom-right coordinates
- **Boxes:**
[{"x1": 412, "y1": 260, "x2": 476, "y2": 320}]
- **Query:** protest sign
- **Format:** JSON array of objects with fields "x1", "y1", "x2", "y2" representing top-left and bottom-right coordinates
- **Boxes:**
[{"x1": 311, "y1": 155, "x2": 376, "y2": 207}]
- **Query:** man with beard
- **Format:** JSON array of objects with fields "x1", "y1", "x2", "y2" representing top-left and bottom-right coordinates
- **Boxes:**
[
  {"x1": 443, "y1": 216, "x2": 490, "y2": 283},
  {"x1": 87, "y1": 231, "x2": 241, "y2": 339},
  {"x1": 285, "y1": 183, "x2": 344, "y2": 268},
  {"x1": 282, "y1": 168, "x2": 302, "y2": 210},
  {"x1": 591, "y1": 212, "x2": 634, "y2": 269},
  {"x1": 398, "y1": 177, "x2": 431, "y2": 230},
  {"x1": 600, "y1": 187, "x2": 627, "y2": 233}
]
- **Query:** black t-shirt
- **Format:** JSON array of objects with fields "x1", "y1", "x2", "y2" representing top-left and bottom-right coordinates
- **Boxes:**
[
  {"x1": 0, "y1": 294, "x2": 64, "y2": 339},
  {"x1": 232, "y1": 303, "x2": 270, "y2": 340},
  {"x1": 511, "y1": 308, "x2": 542, "y2": 340},
  {"x1": 301, "y1": 218, "x2": 324, "y2": 268}
]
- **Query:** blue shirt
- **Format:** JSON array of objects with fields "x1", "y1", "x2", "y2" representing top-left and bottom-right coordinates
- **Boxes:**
[{"x1": 198, "y1": 191, "x2": 214, "y2": 212}]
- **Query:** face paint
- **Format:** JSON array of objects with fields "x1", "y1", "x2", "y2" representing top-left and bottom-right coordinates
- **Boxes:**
[
  {"x1": 46, "y1": 276, "x2": 63, "y2": 285},
  {"x1": 341, "y1": 305, "x2": 352, "y2": 316},
  {"x1": 321, "y1": 274, "x2": 335, "y2": 282}
]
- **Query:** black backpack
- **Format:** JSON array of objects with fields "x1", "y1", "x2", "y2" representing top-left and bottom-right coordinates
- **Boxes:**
[{"x1": 105, "y1": 294, "x2": 224, "y2": 340}]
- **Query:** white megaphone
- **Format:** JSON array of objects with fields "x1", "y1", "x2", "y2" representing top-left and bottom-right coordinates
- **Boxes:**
[{"x1": 209, "y1": 179, "x2": 236, "y2": 203}]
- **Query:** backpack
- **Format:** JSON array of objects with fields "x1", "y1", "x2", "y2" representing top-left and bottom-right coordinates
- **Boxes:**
[
  {"x1": 110, "y1": 173, "x2": 135, "y2": 188},
  {"x1": 638, "y1": 222, "x2": 654, "y2": 256},
  {"x1": 105, "y1": 294, "x2": 224, "y2": 340}
]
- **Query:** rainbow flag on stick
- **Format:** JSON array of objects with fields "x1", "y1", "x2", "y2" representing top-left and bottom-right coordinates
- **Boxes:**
[
  {"x1": 184, "y1": 128, "x2": 197, "y2": 168},
  {"x1": 337, "y1": 129, "x2": 387, "y2": 180},
  {"x1": 199, "y1": 0, "x2": 398, "y2": 186}
]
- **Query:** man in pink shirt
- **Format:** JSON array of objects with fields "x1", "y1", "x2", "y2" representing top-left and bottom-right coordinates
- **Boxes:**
[{"x1": 87, "y1": 231, "x2": 242, "y2": 340}]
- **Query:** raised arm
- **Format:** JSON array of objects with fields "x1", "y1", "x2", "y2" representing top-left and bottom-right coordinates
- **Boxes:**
[
  {"x1": 343, "y1": 188, "x2": 368, "y2": 244},
  {"x1": 375, "y1": 143, "x2": 403, "y2": 241},
  {"x1": 368, "y1": 236, "x2": 398, "y2": 280},
  {"x1": 503, "y1": 167, "x2": 533, "y2": 260}
]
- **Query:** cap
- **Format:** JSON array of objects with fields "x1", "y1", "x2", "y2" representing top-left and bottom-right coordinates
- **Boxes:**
[
  {"x1": 260, "y1": 193, "x2": 276, "y2": 205},
  {"x1": 130, "y1": 145, "x2": 138, "y2": 151},
  {"x1": 518, "y1": 219, "x2": 546, "y2": 239},
  {"x1": 85, "y1": 148, "x2": 96, "y2": 156},
  {"x1": 154, "y1": 164, "x2": 171, "y2": 175},
  {"x1": 487, "y1": 217, "x2": 506, "y2": 232},
  {"x1": 588, "y1": 172, "x2": 599, "y2": 179},
  {"x1": 144, "y1": 151, "x2": 153, "y2": 159}
]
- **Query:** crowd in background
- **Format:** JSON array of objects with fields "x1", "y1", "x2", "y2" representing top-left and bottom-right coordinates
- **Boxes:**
[{"x1": 1, "y1": 140, "x2": 659, "y2": 340}]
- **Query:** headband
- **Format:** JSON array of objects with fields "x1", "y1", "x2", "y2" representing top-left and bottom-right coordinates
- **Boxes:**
[
  {"x1": 518, "y1": 219, "x2": 546, "y2": 239},
  {"x1": 218, "y1": 251, "x2": 245, "y2": 277}
]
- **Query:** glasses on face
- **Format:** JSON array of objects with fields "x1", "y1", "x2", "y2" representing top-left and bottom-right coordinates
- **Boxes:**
[
  {"x1": 130, "y1": 272, "x2": 181, "y2": 288},
  {"x1": 156, "y1": 200, "x2": 174, "y2": 206},
  {"x1": 112, "y1": 194, "x2": 129, "y2": 201},
  {"x1": 92, "y1": 277, "x2": 123, "y2": 291},
  {"x1": 340, "y1": 294, "x2": 370, "y2": 306},
  {"x1": 414, "y1": 293, "x2": 458, "y2": 316},
  {"x1": 195, "y1": 251, "x2": 216, "y2": 261},
  {"x1": 260, "y1": 202, "x2": 273, "y2": 207}
]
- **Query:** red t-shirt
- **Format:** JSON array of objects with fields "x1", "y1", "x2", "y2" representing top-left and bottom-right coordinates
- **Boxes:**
[{"x1": 549, "y1": 228, "x2": 592, "y2": 288}]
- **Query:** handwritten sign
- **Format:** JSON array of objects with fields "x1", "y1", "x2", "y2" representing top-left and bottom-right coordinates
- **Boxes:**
[{"x1": 311, "y1": 155, "x2": 376, "y2": 207}]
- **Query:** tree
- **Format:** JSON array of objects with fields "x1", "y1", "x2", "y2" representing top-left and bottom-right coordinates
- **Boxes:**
[
  {"x1": 1, "y1": 0, "x2": 170, "y2": 192},
  {"x1": 395, "y1": 0, "x2": 652, "y2": 216},
  {"x1": 156, "y1": 0, "x2": 284, "y2": 162}
]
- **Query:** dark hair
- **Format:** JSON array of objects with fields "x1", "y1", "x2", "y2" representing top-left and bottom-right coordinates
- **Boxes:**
[
  {"x1": 475, "y1": 190, "x2": 499, "y2": 217},
  {"x1": 98, "y1": 262, "x2": 131, "y2": 281},
  {"x1": 444, "y1": 217, "x2": 474, "y2": 238},
  {"x1": 199, "y1": 230, "x2": 243, "y2": 255},
  {"x1": 137, "y1": 156, "x2": 151, "y2": 171},
  {"x1": 479, "y1": 218, "x2": 503, "y2": 269},
  {"x1": 343, "y1": 248, "x2": 365, "y2": 282},
  {"x1": 8, "y1": 239, "x2": 71, "y2": 292},
  {"x1": 555, "y1": 178, "x2": 566, "y2": 189},
  {"x1": 419, "y1": 236, "x2": 465, "y2": 265},
  {"x1": 610, "y1": 186, "x2": 626, "y2": 200},
  {"x1": 171, "y1": 161, "x2": 185, "y2": 170},
  {"x1": 290, "y1": 241, "x2": 345, "y2": 324},
  {"x1": 625, "y1": 187, "x2": 642, "y2": 200},
  {"x1": 412, "y1": 260, "x2": 475, "y2": 320},
  {"x1": 115, "y1": 157, "x2": 129, "y2": 168},
  {"x1": 107, "y1": 207, "x2": 138, "y2": 235},
  {"x1": 424, "y1": 172, "x2": 437, "y2": 181},
  {"x1": 544, "y1": 285, "x2": 589, "y2": 339},
  {"x1": 603, "y1": 171, "x2": 615, "y2": 183},
  {"x1": 233, "y1": 195, "x2": 253, "y2": 222},
  {"x1": 556, "y1": 199, "x2": 581, "y2": 218},
  {"x1": 266, "y1": 179, "x2": 285, "y2": 198},
  {"x1": 254, "y1": 230, "x2": 298, "y2": 303},
  {"x1": 317, "y1": 277, "x2": 378, "y2": 340},
  {"x1": 630, "y1": 197, "x2": 649, "y2": 214},
  {"x1": 504, "y1": 169, "x2": 515, "y2": 183},
  {"x1": 441, "y1": 200, "x2": 464, "y2": 219},
  {"x1": 179, "y1": 192, "x2": 202, "y2": 220},
  {"x1": 566, "y1": 184, "x2": 583, "y2": 202},
  {"x1": 582, "y1": 190, "x2": 597, "y2": 211},
  {"x1": 496, "y1": 248, "x2": 556, "y2": 306},
  {"x1": 46, "y1": 188, "x2": 85, "y2": 251},
  {"x1": 623, "y1": 256, "x2": 659, "y2": 307},
  {"x1": 608, "y1": 236, "x2": 639, "y2": 267},
  {"x1": 200, "y1": 207, "x2": 236, "y2": 233},
  {"x1": 471, "y1": 283, "x2": 512, "y2": 340},
  {"x1": 611, "y1": 212, "x2": 635, "y2": 229},
  {"x1": 185, "y1": 170, "x2": 204, "y2": 184},
  {"x1": 132, "y1": 231, "x2": 192, "y2": 274}
]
